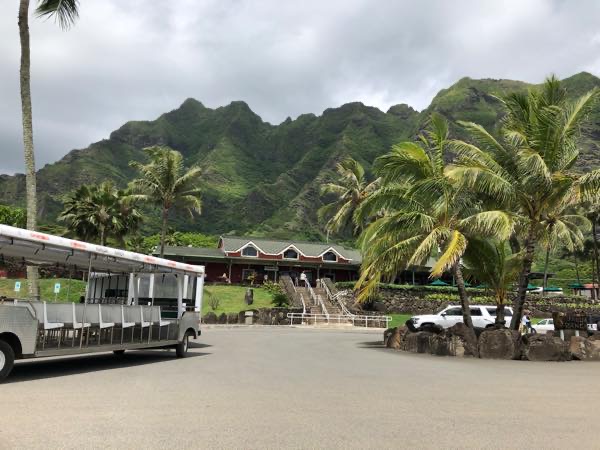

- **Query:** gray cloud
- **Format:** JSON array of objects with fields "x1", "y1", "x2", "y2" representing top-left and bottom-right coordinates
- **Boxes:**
[{"x1": 1, "y1": 0, "x2": 600, "y2": 174}]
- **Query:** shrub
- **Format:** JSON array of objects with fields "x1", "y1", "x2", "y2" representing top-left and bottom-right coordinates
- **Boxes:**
[
  {"x1": 272, "y1": 292, "x2": 289, "y2": 307},
  {"x1": 207, "y1": 291, "x2": 220, "y2": 311}
]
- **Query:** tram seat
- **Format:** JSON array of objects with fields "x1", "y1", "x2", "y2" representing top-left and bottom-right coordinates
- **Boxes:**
[
  {"x1": 126, "y1": 306, "x2": 151, "y2": 343},
  {"x1": 119, "y1": 305, "x2": 135, "y2": 344},
  {"x1": 31, "y1": 301, "x2": 64, "y2": 350},
  {"x1": 31, "y1": 302, "x2": 64, "y2": 331},
  {"x1": 148, "y1": 306, "x2": 170, "y2": 340},
  {"x1": 85, "y1": 304, "x2": 115, "y2": 345}
]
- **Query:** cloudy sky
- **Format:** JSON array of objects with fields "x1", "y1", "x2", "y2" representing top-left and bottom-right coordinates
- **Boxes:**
[{"x1": 1, "y1": 0, "x2": 600, "y2": 174}]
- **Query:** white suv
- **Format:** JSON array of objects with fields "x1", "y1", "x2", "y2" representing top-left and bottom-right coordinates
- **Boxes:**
[{"x1": 410, "y1": 305, "x2": 514, "y2": 330}]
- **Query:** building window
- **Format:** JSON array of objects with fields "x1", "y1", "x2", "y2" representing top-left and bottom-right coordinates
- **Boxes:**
[
  {"x1": 242, "y1": 246, "x2": 258, "y2": 257},
  {"x1": 283, "y1": 248, "x2": 299, "y2": 259},
  {"x1": 323, "y1": 251, "x2": 337, "y2": 262}
]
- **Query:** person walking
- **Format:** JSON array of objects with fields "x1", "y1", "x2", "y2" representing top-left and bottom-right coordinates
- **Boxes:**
[{"x1": 300, "y1": 271, "x2": 307, "y2": 287}]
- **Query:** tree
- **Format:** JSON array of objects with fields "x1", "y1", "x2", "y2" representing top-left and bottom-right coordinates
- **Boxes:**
[
  {"x1": 356, "y1": 114, "x2": 513, "y2": 329},
  {"x1": 448, "y1": 76, "x2": 600, "y2": 328},
  {"x1": 129, "y1": 146, "x2": 203, "y2": 257},
  {"x1": 318, "y1": 157, "x2": 379, "y2": 237},
  {"x1": 18, "y1": 0, "x2": 80, "y2": 298},
  {"x1": 0, "y1": 205, "x2": 26, "y2": 228},
  {"x1": 463, "y1": 239, "x2": 521, "y2": 325},
  {"x1": 59, "y1": 182, "x2": 142, "y2": 246}
]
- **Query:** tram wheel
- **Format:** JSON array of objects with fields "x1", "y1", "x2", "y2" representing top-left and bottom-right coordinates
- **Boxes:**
[
  {"x1": 176, "y1": 332, "x2": 190, "y2": 358},
  {"x1": 0, "y1": 340, "x2": 15, "y2": 383}
]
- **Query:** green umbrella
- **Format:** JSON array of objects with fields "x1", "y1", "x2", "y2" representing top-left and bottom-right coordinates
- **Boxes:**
[
  {"x1": 463, "y1": 281, "x2": 472, "y2": 287},
  {"x1": 543, "y1": 286, "x2": 562, "y2": 292},
  {"x1": 526, "y1": 283, "x2": 539, "y2": 291},
  {"x1": 430, "y1": 279, "x2": 449, "y2": 286},
  {"x1": 569, "y1": 283, "x2": 585, "y2": 289},
  {"x1": 475, "y1": 283, "x2": 488, "y2": 289}
]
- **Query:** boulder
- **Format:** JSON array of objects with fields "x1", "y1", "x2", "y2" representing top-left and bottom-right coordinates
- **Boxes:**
[
  {"x1": 525, "y1": 335, "x2": 571, "y2": 361},
  {"x1": 384, "y1": 326, "x2": 406, "y2": 349},
  {"x1": 429, "y1": 334, "x2": 453, "y2": 356},
  {"x1": 227, "y1": 313, "x2": 239, "y2": 324},
  {"x1": 569, "y1": 336, "x2": 600, "y2": 361},
  {"x1": 400, "y1": 331, "x2": 434, "y2": 353},
  {"x1": 587, "y1": 332, "x2": 600, "y2": 341},
  {"x1": 478, "y1": 328, "x2": 522, "y2": 360},
  {"x1": 203, "y1": 312, "x2": 217, "y2": 324},
  {"x1": 447, "y1": 323, "x2": 479, "y2": 357}
]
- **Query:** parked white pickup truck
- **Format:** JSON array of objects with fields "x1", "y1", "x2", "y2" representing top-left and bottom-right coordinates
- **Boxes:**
[{"x1": 410, "y1": 305, "x2": 514, "y2": 330}]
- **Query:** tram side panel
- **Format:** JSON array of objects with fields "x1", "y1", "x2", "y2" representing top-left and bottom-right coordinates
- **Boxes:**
[{"x1": 0, "y1": 304, "x2": 38, "y2": 357}]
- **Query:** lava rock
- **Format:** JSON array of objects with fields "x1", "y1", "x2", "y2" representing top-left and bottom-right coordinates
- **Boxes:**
[
  {"x1": 525, "y1": 334, "x2": 571, "y2": 361},
  {"x1": 478, "y1": 328, "x2": 522, "y2": 360}
]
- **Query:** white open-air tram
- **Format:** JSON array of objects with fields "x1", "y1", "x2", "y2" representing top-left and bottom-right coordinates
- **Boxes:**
[{"x1": 0, "y1": 225, "x2": 205, "y2": 382}]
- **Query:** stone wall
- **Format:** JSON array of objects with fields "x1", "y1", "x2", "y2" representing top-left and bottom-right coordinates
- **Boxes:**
[
  {"x1": 386, "y1": 325, "x2": 600, "y2": 361},
  {"x1": 202, "y1": 307, "x2": 303, "y2": 325},
  {"x1": 342, "y1": 286, "x2": 600, "y2": 316}
]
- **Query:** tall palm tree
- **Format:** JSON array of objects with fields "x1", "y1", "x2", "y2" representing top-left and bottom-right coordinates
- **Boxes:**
[
  {"x1": 356, "y1": 114, "x2": 513, "y2": 329},
  {"x1": 59, "y1": 182, "x2": 142, "y2": 246},
  {"x1": 18, "y1": 0, "x2": 80, "y2": 298},
  {"x1": 129, "y1": 146, "x2": 203, "y2": 257},
  {"x1": 318, "y1": 158, "x2": 379, "y2": 237},
  {"x1": 448, "y1": 76, "x2": 600, "y2": 329}
]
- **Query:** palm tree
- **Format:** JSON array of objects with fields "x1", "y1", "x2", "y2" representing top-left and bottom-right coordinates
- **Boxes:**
[
  {"x1": 18, "y1": 0, "x2": 80, "y2": 298},
  {"x1": 129, "y1": 146, "x2": 202, "y2": 257},
  {"x1": 318, "y1": 158, "x2": 379, "y2": 237},
  {"x1": 59, "y1": 182, "x2": 142, "y2": 246},
  {"x1": 356, "y1": 114, "x2": 513, "y2": 329},
  {"x1": 448, "y1": 76, "x2": 600, "y2": 329},
  {"x1": 463, "y1": 239, "x2": 521, "y2": 325}
]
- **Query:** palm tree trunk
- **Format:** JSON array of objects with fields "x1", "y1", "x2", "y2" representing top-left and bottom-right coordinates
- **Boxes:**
[
  {"x1": 159, "y1": 206, "x2": 169, "y2": 257},
  {"x1": 19, "y1": 0, "x2": 39, "y2": 300},
  {"x1": 495, "y1": 291, "x2": 505, "y2": 326},
  {"x1": 542, "y1": 245, "x2": 550, "y2": 297},
  {"x1": 574, "y1": 256, "x2": 580, "y2": 284},
  {"x1": 510, "y1": 224, "x2": 537, "y2": 330},
  {"x1": 99, "y1": 226, "x2": 106, "y2": 246},
  {"x1": 593, "y1": 217, "x2": 600, "y2": 301},
  {"x1": 453, "y1": 263, "x2": 473, "y2": 329}
]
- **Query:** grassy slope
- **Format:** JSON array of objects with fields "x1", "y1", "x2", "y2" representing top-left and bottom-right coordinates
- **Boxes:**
[
  {"x1": 202, "y1": 285, "x2": 274, "y2": 314},
  {"x1": 0, "y1": 278, "x2": 86, "y2": 302}
]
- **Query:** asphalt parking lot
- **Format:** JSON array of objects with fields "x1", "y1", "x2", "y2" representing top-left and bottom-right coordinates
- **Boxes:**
[{"x1": 2, "y1": 326, "x2": 599, "y2": 449}]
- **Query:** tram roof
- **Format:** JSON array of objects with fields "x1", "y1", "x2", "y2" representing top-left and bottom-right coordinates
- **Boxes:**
[{"x1": 0, "y1": 225, "x2": 204, "y2": 276}]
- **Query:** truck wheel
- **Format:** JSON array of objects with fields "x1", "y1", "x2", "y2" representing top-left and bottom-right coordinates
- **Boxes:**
[
  {"x1": 176, "y1": 332, "x2": 190, "y2": 358},
  {"x1": 0, "y1": 340, "x2": 15, "y2": 383},
  {"x1": 113, "y1": 350, "x2": 126, "y2": 356}
]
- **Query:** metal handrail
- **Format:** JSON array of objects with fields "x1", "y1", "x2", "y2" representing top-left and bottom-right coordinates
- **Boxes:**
[
  {"x1": 299, "y1": 293, "x2": 307, "y2": 315},
  {"x1": 320, "y1": 279, "x2": 355, "y2": 317},
  {"x1": 306, "y1": 280, "x2": 328, "y2": 319},
  {"x1": 287, "y1": 312, "x2": 391, "y2": 328}
]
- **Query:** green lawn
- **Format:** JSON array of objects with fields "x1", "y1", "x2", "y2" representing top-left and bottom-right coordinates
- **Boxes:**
[
  {"x1": 202, "y1": 284, "x2": 274, "y2": 314},
  {"x1": 388, "y1": 314, "x2": 413, "y2": 328},
  {"x1": 0, "y1": 278, "x2": 86, "y2": 302}
]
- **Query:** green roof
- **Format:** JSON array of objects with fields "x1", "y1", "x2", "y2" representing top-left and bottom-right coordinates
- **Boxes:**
[
  {"x1": 569, "y1": 283, "x2": 585, "y2": 289},
  {"x1": 219, "y1": 236, "x2": 362, "y2": 263},
  {"x1": 161, "y1": 247, "x2": 226, "y2": 259},
  {"x1": 430, "y1": 279, "x2": 449, "y2": 286}
]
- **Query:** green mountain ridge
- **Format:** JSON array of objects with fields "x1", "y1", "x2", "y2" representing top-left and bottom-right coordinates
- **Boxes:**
[{"x1": 2, "y1": 72, "x2": 600, "y2": 239}]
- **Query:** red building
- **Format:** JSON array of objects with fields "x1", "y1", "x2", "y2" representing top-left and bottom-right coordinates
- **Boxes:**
[{"x1": 160, "y1": 236, "x2": 362, "y2": 284}]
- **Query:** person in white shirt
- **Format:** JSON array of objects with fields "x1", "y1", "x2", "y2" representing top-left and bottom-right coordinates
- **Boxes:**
[{"x1": 300, "y1": 271, "x2": 307, "y2": 287}]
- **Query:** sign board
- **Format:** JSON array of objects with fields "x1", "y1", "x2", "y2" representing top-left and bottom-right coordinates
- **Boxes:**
[
  {"x1": 54, "y1": 283, "x2": 61, "y2": 294},
  {"x1": 14, "y1": 281, "x2": 21, "y2": 292},
  {"x1": 552, "y1": 311, "x2": 588, "y2": 331}
]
